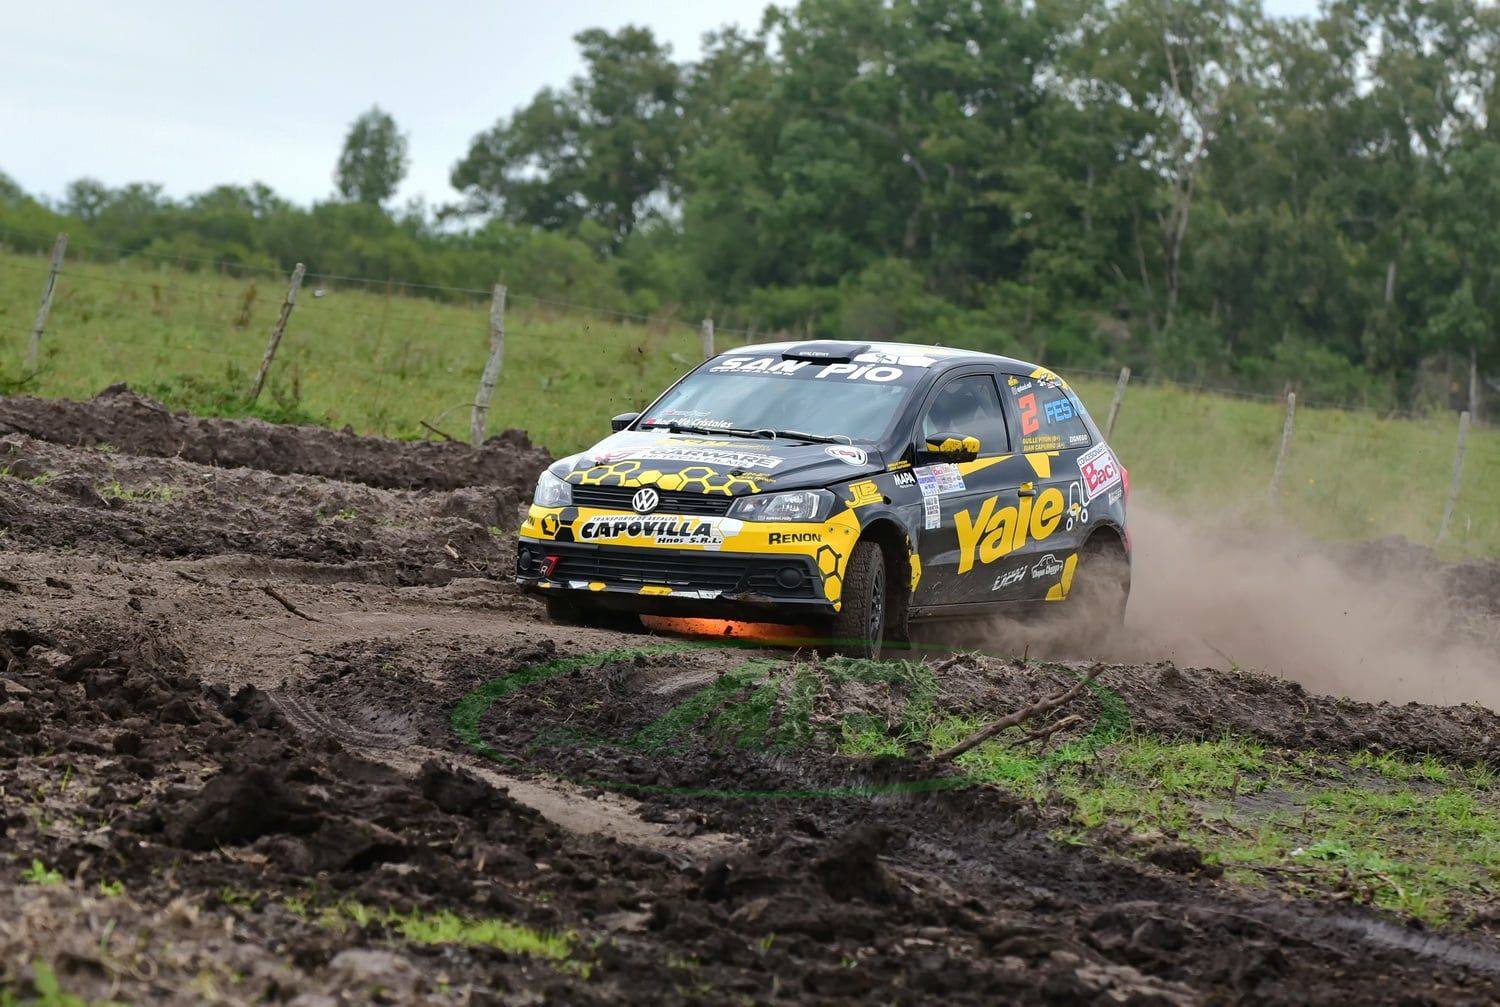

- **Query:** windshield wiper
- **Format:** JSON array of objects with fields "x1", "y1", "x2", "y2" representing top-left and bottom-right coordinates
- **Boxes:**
[
  {"x1": 638, "y1": 421, "x2": 768, "y2": 439},
  {"x1": 639, "y1": 421, "x2": 853, "y2": 445},
  {"x1": 753, "y1": 428, "x2": 852, "y2": 445}
]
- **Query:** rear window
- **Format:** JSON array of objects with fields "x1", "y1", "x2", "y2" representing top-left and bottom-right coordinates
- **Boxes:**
[{"x1": 1004, "y1": 374, "x2": 1092, "y2": 452}]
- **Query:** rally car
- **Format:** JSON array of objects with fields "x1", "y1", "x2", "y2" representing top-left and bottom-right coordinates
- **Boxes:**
[{"x1": 516, "y1": 340, "x2": 1130, "y2": 657}]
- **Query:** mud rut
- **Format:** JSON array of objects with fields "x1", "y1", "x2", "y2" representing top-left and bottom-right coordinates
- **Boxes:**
[{"x1": 2, "y1": 390, "x2": 1499, "y2": 1006}]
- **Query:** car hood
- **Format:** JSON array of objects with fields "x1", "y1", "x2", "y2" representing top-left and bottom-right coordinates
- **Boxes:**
[{"x1": 556, "y1": 430, "x2": 884, "y2": 495}]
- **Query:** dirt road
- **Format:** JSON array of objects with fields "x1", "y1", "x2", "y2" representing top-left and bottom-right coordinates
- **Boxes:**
[{"x1": 2, "y1": 390, "x2": 1498, "y2": 1005}]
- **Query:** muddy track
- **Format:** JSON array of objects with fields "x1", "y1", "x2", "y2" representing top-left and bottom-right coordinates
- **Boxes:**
[{"x1": 2, "y1": 394, "x2": 1499, "y2": 1005}]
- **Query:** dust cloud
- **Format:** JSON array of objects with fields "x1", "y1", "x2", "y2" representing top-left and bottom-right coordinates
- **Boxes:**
[{"x1": 1063, "y1": 503, "x2": 1500, "y2": 711}]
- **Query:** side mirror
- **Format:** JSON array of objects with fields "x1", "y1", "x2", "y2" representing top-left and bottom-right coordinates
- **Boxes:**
[
  {"x1": 611, "y1": 412, "x2": 640, "y2": 432},
  {"x1": 921, "y1": 431, "x2": 980, "y2": 463}
]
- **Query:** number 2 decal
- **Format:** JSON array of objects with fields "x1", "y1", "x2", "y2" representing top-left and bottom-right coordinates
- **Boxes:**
[{"x1": 1019, "y1": 393, "x2": 1039, "y2": 435}]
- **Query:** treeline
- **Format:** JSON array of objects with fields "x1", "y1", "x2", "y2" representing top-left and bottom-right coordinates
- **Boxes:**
[{"x1": 3, "y1": 0, "x2": 1498, "y2": 411}]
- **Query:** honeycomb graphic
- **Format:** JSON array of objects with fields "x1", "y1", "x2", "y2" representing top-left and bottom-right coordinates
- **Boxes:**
[
  {"x1": 570, "y1": 461, "x2": 773, "y2": 496},
  {"x1": 574, "y1": 460, "x2": 643, "y2": 486},
  {"x1": 540, "y1": 513, "x2": 560, "y2": 537},
  {"x1": 816, "y1": 544, "x2": 844, "y2": 603}
]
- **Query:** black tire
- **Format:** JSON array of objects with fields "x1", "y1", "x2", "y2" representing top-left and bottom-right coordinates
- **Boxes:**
[
  {"x1": 1068, "y1": 535, "x2": 1130, "y2": 630},
  {"x1": 544, "y1": 596, "x2": 642, "y2": 633},
  {"x1": 828, "y1": 540, "x2": 887, "y2": 659}
]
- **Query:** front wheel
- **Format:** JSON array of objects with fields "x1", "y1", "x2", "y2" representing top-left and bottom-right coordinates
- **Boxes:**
[{"x1": 827, "y1": 540, "x2": 887, "y2": 659}]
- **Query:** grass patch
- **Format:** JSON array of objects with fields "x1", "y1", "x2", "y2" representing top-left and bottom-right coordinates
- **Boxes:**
[
  {"x1": 1, "y1": 249, "x2": 1495, "y2": 556},
  {"x1": 317, "y1": 902, "x2": 571, "y2": 962},
  {"x1": 21, "y1": 860, "x2": 64, "y2": 887},
  {"x1": 0, "y1": 962, "x2": 124, "y2": 1007},
  {"x1": 96, "y1": 480, "x2": 178, "y2": 503},
  {"x1": 932, "y1": 728, "x2": 1500, "y2": 927}
]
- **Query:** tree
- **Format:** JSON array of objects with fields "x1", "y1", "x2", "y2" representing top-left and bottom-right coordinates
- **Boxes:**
[
  {"x1": 62, "y1": 178, "x2": 111, "y2": 221},
  {"x1": 335, "y1": 106, "x2": 410, "y2": 206},
  {"x1": 0, "y1": 169, "x2": 22, "y2": 205},
  {"x1": 452, "y1": 26, "x2": 682, "y2": 245}
]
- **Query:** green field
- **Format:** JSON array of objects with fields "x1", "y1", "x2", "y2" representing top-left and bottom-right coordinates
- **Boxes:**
[{"x1": 2, "y1": 249, "x2": 1495, "y2": 557}]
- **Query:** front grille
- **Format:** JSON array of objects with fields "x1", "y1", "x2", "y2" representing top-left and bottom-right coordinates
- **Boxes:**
[
  {"x1": 520, "y1": 543, "x2": 818, "y2": 598},
  {"x1": 570, "y1": 485, "x2": 734, "y2": 516}
]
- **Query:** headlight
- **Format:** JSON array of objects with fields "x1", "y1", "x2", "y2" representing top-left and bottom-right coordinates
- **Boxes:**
[
  {"x1": 728, "y1": 489, "x2": 832, "y2": 522},
  {"x1": 533, "y1": 470, "x2": 572, "y2": 507}
]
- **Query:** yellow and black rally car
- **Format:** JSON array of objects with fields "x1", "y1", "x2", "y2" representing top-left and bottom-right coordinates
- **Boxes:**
[{"x1": 517, "y1": 340, "x2": 1130, "y2": 656}]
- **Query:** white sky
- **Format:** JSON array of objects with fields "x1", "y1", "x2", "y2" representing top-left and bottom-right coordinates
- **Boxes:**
[{"x1": 1, "y1": 0, "x2": 1322, "y2": 210}]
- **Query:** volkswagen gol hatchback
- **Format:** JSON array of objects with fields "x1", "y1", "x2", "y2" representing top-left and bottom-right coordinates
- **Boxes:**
[{"x1": 516, "y1": 341, "x2": 1130, "y2": 656}]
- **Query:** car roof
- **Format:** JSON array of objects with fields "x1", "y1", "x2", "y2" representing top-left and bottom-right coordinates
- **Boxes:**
[{"x1": 733, "y1": 339, "x2": 1050, "y2": 376}]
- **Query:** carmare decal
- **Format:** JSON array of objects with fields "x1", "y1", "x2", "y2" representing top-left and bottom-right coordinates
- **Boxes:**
[
  {"x1": 578, "y1": 515, "x2": 743, "y2": 547},
  {"x1": 1107, "y1": 487, "x2": 1123, "y2": 507},
  {"x1": 767, "y1": 531, "x2": 820, "y2": 545},
  {"x1": 710, "y1": 357, "x2": 905, "y2": 382},
  {"x1": 844, "y1": 480, "x2": 883, "y2": 508},
  {"x1": 953, "y1": 487, "x2": 1065, "y2": 574},
  {"x1": 1031, "y1": 553, "x2": 1065, "y2": 579},
  {"x1": 991, "y1": 566, "x2": 1028, "y2": 591},
  {"x1": 825, "y1": 445, "x2": 868, "y2": 466},
  {"x1": 892, "y1": 470, "x2": 917, "y2": 488},
  {"x1": 1078, "y1": 442, "x2": 1122, "y2": 502},
  {"x1": 590, "y1": 446, "x2": 782, "y2": 471}
]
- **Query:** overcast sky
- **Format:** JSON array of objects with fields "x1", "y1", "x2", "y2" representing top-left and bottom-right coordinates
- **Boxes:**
[{"x1": 2, "y1": 0, "x2": 1322, "y2": 210}]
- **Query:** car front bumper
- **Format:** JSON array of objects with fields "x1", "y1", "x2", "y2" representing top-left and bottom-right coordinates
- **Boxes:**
[{"x1": 515, "y1": 539, "x2": 839, "y2": 622}]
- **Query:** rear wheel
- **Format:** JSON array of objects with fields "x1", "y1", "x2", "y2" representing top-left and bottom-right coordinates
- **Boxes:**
[
  {"x1": 827, "y1": 540, "x2": 887, "y2": 659},
  {"x1": 544, "y1": 596, "x2": 642, "y2": 633},
  {"x1": 1067, "y1": 535, "x2": 1130, "y2": 630}
]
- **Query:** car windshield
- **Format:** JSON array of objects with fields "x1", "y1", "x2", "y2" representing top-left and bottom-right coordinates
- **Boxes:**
[{"x1": 641, "y1": 357, "x2": 922, "y2": 442}]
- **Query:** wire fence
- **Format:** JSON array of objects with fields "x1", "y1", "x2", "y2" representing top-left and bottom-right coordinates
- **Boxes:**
[{"x1": 0, "y1": 231, "x2": 1493, "y2": 557}]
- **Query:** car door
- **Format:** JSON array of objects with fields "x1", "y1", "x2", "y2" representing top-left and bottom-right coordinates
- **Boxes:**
[
  {"x1": 998, "y1": 373, "x2": 1096, "y2": 601},
  {"x1": 908, "y1": 370, "x2": 1026, "y2": 609}
]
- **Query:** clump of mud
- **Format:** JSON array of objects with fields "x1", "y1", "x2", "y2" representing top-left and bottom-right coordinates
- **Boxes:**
[
  {"x1": 0, "y1": 385, "x2": 550, "y2": 492},
  {"x1": 0, "y1": 432, "x2": 518, "y2": 581}
]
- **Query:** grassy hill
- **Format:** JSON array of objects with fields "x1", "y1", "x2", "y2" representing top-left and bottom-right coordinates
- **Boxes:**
[{"x1": 2, "y1": 249, "x2": 1495, "y2": 557}]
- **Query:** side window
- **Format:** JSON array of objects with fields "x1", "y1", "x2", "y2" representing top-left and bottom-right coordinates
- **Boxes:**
[
  {"x1": 1003, "y1": 375, "x2": 1091, "y2": 452},
  {"x1": 920, "y1": 374, "x2": 1011, "y2": 455}
]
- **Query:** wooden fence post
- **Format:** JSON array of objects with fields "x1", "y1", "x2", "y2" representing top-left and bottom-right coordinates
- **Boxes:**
[
  {"x1": 702, "y1": 318, "x2": 715, "y2": 359},
  {"x1": 24, "y1": 233, "x2": 68, "y2": 373},
  {"x1": 248, "y1": 262, "x2": 305, "y2": 403},
  {"x1": 1104, "y1": 366, "x2": 1131, "y2": 439},
  {"x1": 1267, "y1": 391, "x2": 1296, "y2": 507},
  {"x1": 471, "y1": 284, "x2": 507, "y2": 447},
  {"x1": 1436, "y1": 410, "x2": 1470, "y2": 546}
]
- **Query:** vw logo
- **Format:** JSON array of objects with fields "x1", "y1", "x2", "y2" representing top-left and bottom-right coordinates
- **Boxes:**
[{"x1": 631, "y1": 488, "x2": 660, "y2": 514}]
